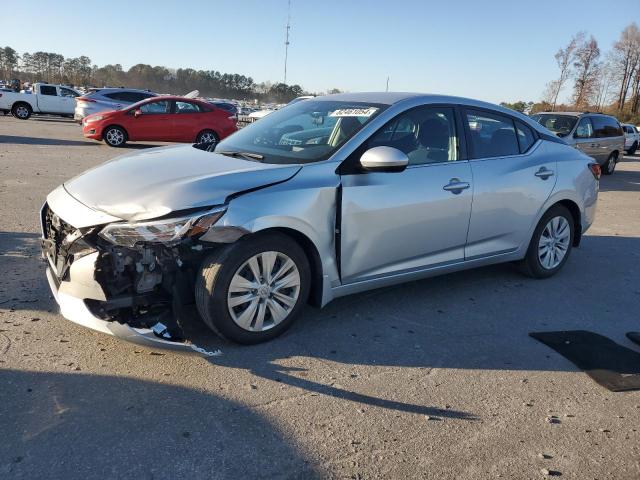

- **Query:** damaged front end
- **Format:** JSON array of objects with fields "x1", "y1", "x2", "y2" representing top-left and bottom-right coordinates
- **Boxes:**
[{"x1": 41, "y1": 203, "x2": 225, "y2": 356}]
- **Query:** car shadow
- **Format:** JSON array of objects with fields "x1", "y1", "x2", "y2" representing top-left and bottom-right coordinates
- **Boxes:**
[
  {"x1": 0, "y1": 135, "x2": 98, "y2": 147},
  {"x1": 0, "y1": 369, "x2": 320, "y2": 479},
  {"x1": 599, "y1": 166, "x2": 640, "y2": 193},
  {"x1": 3, "y1": 231, "x2": 639, "y2": 421}
]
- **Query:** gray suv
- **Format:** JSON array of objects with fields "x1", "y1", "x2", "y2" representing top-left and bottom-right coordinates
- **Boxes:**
[{"x1": 531, "y1": 112, "x2": 625, "y2": 175}]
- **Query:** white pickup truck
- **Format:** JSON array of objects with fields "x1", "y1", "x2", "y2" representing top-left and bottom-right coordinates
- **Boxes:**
[{"x1": 0, "y1": 83, "x2": 81, "y2": 120}]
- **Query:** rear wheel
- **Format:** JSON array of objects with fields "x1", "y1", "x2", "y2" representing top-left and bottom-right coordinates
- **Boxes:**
[
  {"x1": 602, "y1": 153, "x2": 617, "y2": 175},
  {"x1": 196, "y1": 129, "x2": 219, "y2": 145},
  {"x1": 520, "y1": 205, "x2": 574, "y2": 279},
  {"x1": 12, "y1": 103, "x2": 31, "y2": 120},
  {"x1": 627, "y1": 142, "x2": 637, "y2": 156},
  {"x1": 103, "y1": 126, "x2": 127, "y2": 147},
  {"x1": 195, "y1": 232, "x2": 310, "y2": 344}
]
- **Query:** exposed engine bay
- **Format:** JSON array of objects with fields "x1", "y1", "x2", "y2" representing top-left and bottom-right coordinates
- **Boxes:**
[{"x1": 41, "y1": 203, "x2": 221, "y2": 352}]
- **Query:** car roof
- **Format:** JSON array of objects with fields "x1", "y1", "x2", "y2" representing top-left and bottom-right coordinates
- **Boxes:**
[
  {"x1": 534, "y1": 111, "x2": 614, "y2": 117},
  {"x1": 316, "y1": 91, "x2": 548, "y2": 131},
  {"x1": 89, "y1": 88, "x2": 156, "y2": 95}
]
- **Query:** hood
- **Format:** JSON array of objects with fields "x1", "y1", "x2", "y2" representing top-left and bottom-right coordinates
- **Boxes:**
[{"x1": 64, "y1": 145, "x2": 301, "y2": 221}]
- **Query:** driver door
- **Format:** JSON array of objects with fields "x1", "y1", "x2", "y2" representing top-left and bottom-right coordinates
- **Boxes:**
[
  {"x1": 129, "y1": 99, "x2": 174, "y2": 141},
  {"x1": 340, "y1": 106, "x2": 473, "y2": 283}
]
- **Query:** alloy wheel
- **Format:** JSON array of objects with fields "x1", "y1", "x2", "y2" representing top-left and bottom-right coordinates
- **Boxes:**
[
  {"x1": 105, "y1": 128, "x2": 124, "y2": 146},
  {"x1": 227, "y1": 251, "x2": 300, "y2": 332},
  {"x1": 537, "y1": 216, "x2": 570, "y2": 270},
  {"x1": 198, "y1": 131, "x2": 217, "y2": 143}
]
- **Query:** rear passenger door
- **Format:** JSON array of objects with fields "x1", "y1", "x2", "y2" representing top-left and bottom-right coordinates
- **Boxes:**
[
  {"x1": 573, "y1": 117, "x2": 601, "y2": 162},
  {"x1": 592, "y1": 116, "x2": 624, "y2": 161},
  {"x1": 173, "y1": 100, "x2": 207, "y2": 142},
  {"x1": 464, "y1": 109, "x2": 556, "y2": 259}
]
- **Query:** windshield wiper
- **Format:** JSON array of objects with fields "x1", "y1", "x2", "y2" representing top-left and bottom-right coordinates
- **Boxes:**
[{"x1": 216, "y1": 151, "x2": 264, "y2": 161}]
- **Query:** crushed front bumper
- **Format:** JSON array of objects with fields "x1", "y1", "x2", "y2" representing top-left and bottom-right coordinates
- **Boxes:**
[{"x1": 45, "y1": 266, "x2": 220, "y2": 357}]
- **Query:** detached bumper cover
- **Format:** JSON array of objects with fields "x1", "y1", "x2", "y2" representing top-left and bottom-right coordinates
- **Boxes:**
[{"x1": 45, "y1": 266, "x2": 220, "y2": 357}]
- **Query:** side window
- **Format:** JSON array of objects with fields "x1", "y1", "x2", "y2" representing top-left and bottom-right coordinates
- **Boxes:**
[
  {"x1": 466, "y1": 109, "x2": 519, "y2": 158},
  {"x1": 592, "y1": 116, "x2": 623, "y2": 138},
  {"x1": 515, "y1": 121, "x2": 536, "y2": 153},
  {"x1": 60, "y1": 87, "x2": 78, "y2": 98},
  {"x1": 367, "y1": 106, "x2": 459, "y2": 165},
  {"x1": 574, "y1": 118, "x2": 593, "y2": 139},
  {"x1": 39, "y1": 85, "x2": 57, "y2": 96},
  {"x1": 105, "y1": 92, "x2": 127, "y2": 101},
  {"x1": 139, "y1": 100, "x2": 171, "y2": 114},
  {"x1": 175, "y1": 101, "x2": 201, "y2": 114}
]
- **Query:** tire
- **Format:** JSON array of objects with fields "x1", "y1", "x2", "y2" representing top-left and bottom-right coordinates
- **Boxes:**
[
  {"x1": 519, "y1": 205, "x2": 574, "y2": 279},
  {"x1": 103, "y1": 126, "x2": 127, "y2": 147},
  {"x1": 627, "y1": 142, "x2": 637, "y2": 156},
  {"x1": 602, "y1": 153, "x2": 617, "y2": 175},
  {"x1": 195, "y1": 129, "x2": 219, "y2": 145},
  {"x1": 11, "y1": 103, "x2": 31, "y2": 120},
  {"x1": 195, "y1": 232, "x2": 310, "y2": 344}
]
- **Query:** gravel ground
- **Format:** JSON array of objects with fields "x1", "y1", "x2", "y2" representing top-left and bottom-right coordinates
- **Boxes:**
[{"x1": 1, "y1": 114, "x2": 639, "y2": 479}]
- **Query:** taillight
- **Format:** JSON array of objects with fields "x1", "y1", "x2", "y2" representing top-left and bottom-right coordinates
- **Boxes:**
[
  {"x1": 77, "y1": 97, "x2": 96, "y2": 103},
  {"x1": 588, "y1": 163, "x2": 601, "y2": 180}
]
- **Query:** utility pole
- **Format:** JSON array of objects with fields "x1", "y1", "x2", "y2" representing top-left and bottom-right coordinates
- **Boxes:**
[
  {"x1": 386, "y1": 76, "x2": 389, "y2": 92},
  {"x1": 284, "y1": 0, "x2": 291, "y2": 85}
]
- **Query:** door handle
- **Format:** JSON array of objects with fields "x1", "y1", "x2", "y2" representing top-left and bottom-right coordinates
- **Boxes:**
[
  {"x1": 535, "y1": 167, "x2": 554, "y2": 179},
  {"x1": 443, "y1": 178, "x2": 470, "y2": 193}
]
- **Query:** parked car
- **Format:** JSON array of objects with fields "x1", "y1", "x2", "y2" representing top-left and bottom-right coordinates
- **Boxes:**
[
  {"x1": 207, "y1": 101, "x2": 238, "y2": 117},
  {"x1": 622, "y1": 123, "x2": 639, "y2": 155},
  {"x1": 237, "y1": 96, "x2": 314, "y2": 128},
  {"x1": 42, "y1": 92, "x2": 599, "y2": 353},
  {"x1": 82, "y1": 96, "x2": 237, "y2": 147},
  {"x1": 74, "y1": 88, "x2": 157, "y2": 123},
  {"x1": 0, "y1": 83, "x2": 80, "y2": 119},
  {"x1": 530, "y1": 112, "x2": 625, "y2": 174}
]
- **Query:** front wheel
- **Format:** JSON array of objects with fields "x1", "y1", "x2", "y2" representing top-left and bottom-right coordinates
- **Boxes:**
[
  {"x1": 627, "y1": 142, "x2": 637, "y2": 156},
  {"x1": 103, "y1": 126, "x2": 127, "y2": 147},
  {"x1": 195, "y1": 232, "x2": 310, "y2": 344},
  {"x1": 520, "y1": 205, "x2": 574, "y2": 279},
  {"x1": 602, "y1": 153, "x2": 617, "y2": 175}
]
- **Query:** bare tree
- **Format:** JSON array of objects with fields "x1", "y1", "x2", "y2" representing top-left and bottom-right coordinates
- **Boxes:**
[
  {"x1": 592, "y1": 57, "x2": 616, "y2": 111},
  {"x1": 611, "y1": 23, "x2": 640, "y2": 111},
  {"x1": 545, "y1": 32, "x2": 583, "y2": 111},
  {"x1": 572, "y1": 36, "x2": 600, "y2": 109}
]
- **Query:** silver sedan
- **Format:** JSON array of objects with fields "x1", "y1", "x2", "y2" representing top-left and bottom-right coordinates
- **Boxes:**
[{"x1": 41, "y1": 93, "x2": 599, "y2": 352}]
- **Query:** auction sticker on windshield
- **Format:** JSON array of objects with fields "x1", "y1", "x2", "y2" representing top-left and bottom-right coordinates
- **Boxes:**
[{"x1": 329, "y1": 107, "x2": 379, "y2": 117}]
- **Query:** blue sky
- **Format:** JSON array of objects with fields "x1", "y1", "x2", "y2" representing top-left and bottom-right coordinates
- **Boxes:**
[{"x1": 4, "y1": 0, "x2": 633, "y2": 103}]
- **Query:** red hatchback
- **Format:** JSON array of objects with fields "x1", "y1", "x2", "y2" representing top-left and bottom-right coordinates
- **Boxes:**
[{"x1": 82, "y1": 96, "x2": 237, "y2": 147}]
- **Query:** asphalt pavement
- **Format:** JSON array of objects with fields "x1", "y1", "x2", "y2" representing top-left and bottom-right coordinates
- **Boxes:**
[{"x1": 1, "y1": 115, "x2": 639, "y2": 479}]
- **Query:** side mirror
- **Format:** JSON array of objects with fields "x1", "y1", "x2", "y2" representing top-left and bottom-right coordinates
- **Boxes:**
[
  {"x1": 133, "y1": 109, "x2": 142, "y2": 118},
  {"x1": 359, "y1": 146, "x2": 408, "y2": 172}
]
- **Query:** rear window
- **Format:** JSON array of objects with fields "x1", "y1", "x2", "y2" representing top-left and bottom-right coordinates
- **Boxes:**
[
  {"x1": 40, "y1": 85, "x2": 57, "y2": 96},
  {"x1": 531, "y1": 114, "x2": 577, "y2": 138},
  {"x1": 466, "y1": 109, "x2": 520, "y2": 158},
  {"x1": 592, "y1": 116, "x2": 623, "y2": 138}
]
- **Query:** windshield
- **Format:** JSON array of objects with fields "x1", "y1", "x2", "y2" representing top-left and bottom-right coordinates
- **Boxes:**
[
  {"x1": 531, "y1": 114, "x2": 578, "y2": 137},
  {"x1": 215, "y1": 100, "x2": 387, "y2": 164}
]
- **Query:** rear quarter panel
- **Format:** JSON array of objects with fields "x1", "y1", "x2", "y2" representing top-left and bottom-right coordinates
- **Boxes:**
[{"x1": 534, "y1": 143, "x2": 598, "y2": 240}]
